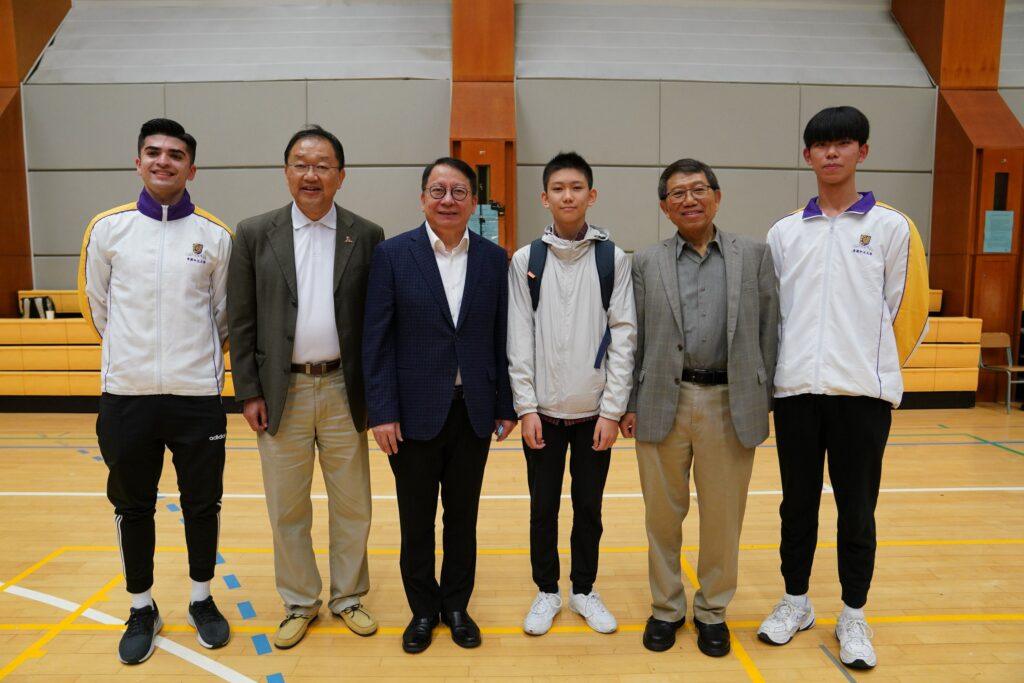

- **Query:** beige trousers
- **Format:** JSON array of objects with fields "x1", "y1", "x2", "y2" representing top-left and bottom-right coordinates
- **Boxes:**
[
  {"x1": 257, "y1": 369, "x2": 371, "y2": 616},
  {"x1": 636, "y1": 383, "x2": 754, "y2": 624}
]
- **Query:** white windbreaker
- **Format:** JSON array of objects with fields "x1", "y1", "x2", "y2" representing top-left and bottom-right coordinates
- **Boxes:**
[
  {"x1": 507, "y1": 225, "x2": 637, "y2": 420},
  {"x1": 78, "y1": 189, "x2": 232, "y2": 396},
  {"x1": 767, "y1": 192, "x2": 929, "y2": 408}
]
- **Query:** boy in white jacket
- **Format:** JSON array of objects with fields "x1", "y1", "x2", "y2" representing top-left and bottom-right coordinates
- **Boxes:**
[
  {"x1": 758, "y1": 106, "x2": 929, "y2": 669},
  {"x1": 507, "y1": 152, "x2": 636, "y2": 635}
]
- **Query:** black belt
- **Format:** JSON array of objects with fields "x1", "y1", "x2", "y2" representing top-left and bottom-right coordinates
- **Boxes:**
[
  {"x1": 290, "y1": 359, "x2": 341, "y2": 375},
  {"x1": 681, "y1": 368, "x2": 728, "y2": 385}
]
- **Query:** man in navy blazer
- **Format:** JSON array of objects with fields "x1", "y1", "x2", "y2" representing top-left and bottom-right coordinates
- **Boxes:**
[{"x1": 363, "y1": 157, "x2": 517, "y2": 654}]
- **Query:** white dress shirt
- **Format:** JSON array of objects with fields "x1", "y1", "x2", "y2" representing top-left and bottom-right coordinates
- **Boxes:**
[
  {"x1": 425, "y1": 221, "x2": 469, "y2": 385},
  {"x1": 291, "y1": 203, "x2": 341, "y2": 364}
]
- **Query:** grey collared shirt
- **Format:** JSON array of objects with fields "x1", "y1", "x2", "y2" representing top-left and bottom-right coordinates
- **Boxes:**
[{"x1": 676, "y1": 230, "x2": 727, "y2": 370}]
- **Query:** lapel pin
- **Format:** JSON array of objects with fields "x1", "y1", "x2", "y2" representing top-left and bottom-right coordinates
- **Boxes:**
[{"x1": 344, "y1": 235, "x2": 353, "y2": 244}]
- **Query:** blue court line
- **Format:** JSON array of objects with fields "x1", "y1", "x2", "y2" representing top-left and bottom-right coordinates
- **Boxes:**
[
  {"x1": 77, "y1": 449, "x2": 89, "y2": 454},
  {"x1": 237, "y1": 601, "x2": 256, "y2": 619},
  {"x1": 251, "y1": 633, "x2": 272, "y2": 655},
  {"x1": 818, "y1": 644, "x2": 858, "y2": 682},
  {"x1": 91, "y1": 455, "x2": 102, "y2": 461},
  {"x1": 267, "y1": 674, "x2": 285, "y2": 683},
  {"x1": 223, "y1": 574, "x2": 240, "y2": 589},
  {"x1": 178, "y1": 517, "x2": 184, "y2": 524},
  {"x1": 216, "y1": 552, "x2": 225, "y2": 564},
  {"x1": 166, "y1": 503, "x2": 180, "y2": 512}
]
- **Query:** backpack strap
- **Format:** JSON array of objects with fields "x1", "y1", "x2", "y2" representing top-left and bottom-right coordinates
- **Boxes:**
[
  {"x1": 527, "y1": 238, "x2": 547, "y2": 311},
  {"x1": 593, "y1": 239, "x2": 615, "y2": 368}
]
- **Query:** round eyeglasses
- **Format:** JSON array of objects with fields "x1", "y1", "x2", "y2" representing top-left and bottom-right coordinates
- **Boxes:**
[{"x1": 426, "y1": 184, "x2": 471, "y2": 202}]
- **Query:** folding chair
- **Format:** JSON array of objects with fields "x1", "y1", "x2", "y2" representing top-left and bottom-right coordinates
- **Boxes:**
[{"x1": 978, "y1": 332, "x2": 1024, "y2": 414}]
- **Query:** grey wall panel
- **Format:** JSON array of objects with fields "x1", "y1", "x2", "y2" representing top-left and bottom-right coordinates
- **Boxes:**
[
  {"x1": 660, "y1": 82, "x2": 800, "y2": 168},
  {"x1": 335, "y1": 167, "x2": 428, "y2": 237},
  {"x1": 29, "y1": 170, "x2": 142, "y2": 255},
  {"x1": 517, "y1": 166, "x2": 661, "y2": 252},
  {"x1": 33, "y1": 257, "x2": 79, "y2": 289},
  {"x1": 517, "y1": 80, "x2": 660, "y2": 165},
  {"x1": 796, "y1": 170, "x2": 933, "y2": 251},
  {"x1": 1002, "y1": 89, "x2": 1024, "y2": 126},
  {"x1": 657, "y1": 169, "x2": 799, "y2": 242},
  {"x1": 308, "y1": 80, "x2": 450, "y2": 166},
  {"x1": 24, "y1": 84, "x2": 165, "y2": 170},
  {"x1": 187, "y1": 168, "x2": 292, "y2": 230},
  {"x1": 165, "y1": 81, "x2": 308, "y2": 168},
  {"x1": 798, "y1": 86, "x2": 936, "y2": 172}
]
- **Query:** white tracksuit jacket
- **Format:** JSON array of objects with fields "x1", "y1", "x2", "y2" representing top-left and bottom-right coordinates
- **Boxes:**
[
  {"x1": 767, "y1": 192, "x2": 930, "y2": 408},
  {"x1": 78, "y1": 189, "x2": 232, "y2": 396}
]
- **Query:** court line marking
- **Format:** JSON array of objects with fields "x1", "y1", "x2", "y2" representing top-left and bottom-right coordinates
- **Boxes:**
[
  {"x1": 1, "y1": 486, "x2": 1022, "y2": 501},
  {"x1": 0, "y1": 575, "x2": 122, "y2": 680},
  {"x1": 0, "y1": 584, "x2": 256, "y2": 683},
  {"x1": 818, "y1": 643, "x2": 858, "y2": 682}
]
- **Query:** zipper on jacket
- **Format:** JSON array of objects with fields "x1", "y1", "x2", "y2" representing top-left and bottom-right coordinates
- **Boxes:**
[
  {"x1": 813, "y1": 217, "x2": 837, "y2": 392},
  {"x1": 156, "y1": 205, "x2": 167, "y2": 394}
]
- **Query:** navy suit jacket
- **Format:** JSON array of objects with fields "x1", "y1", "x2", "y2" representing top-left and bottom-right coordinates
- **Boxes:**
[{"x1": 363, "y1": 224, "x2": 516, "y2": 441}]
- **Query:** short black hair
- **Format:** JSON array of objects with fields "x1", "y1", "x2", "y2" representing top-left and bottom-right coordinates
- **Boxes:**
[
  {"x1": 657, "y1": 158, "x2": 720, "y2": 201},
  {"x1": 284, "y1": 124, "x2": 345, "y2": 168},
  {"x1": 803, "y1": 106, "x2": 870, "y2": 148},
  {"x1": 138, "y1": 118, "x2": 196, "y2": 162},
  {"x1": 542, "y1": 151, "x2": 593, "y2": 190},
  {"x1": 421, "y1": 157, "x2": 478, "y2": 196}
]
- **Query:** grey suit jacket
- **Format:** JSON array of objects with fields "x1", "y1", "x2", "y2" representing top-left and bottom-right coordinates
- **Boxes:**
[
  {"x1": 627, "y1": 228, "x2": 779, "y2": 448},
  {"x1": 227, "y1": 203, "x2": 385, "y2": 435}
]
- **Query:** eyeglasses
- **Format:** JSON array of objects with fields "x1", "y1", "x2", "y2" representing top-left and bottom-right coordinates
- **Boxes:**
[
  {"x1": 287, "y1": 163, "x2": 339, "y2": 176},
  {"x1": 426, "y1": 184, "x2": 471, "y2": 202},
  {"x1": 666, "y1": 185, "x2": 715, "y2": 203}
]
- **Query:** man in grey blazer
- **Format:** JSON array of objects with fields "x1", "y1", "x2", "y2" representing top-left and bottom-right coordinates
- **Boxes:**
[
  {"x1": 620, "y1": 158, "x2": 778, "y2": 657},
  {"x1": 227, "y1": 125, "x2": 384, "y2": 649}
]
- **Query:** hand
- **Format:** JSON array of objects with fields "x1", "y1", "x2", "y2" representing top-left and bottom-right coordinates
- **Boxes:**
[
  {"x1": 371, "y1": 422, "x2": 403, "y2": 455},
  {"x1": 619, "y1": 412, "x2": 637, "y2": 438},
  {"x1": 243, "y1": 397, "x2": 268, "y2": 433},
  {"x1": 593, "y1": 416, "x2": 619, "y2": 451},
  {"x1": 519, "y1": 413, "x2": 544, "y2": 449},
  {"x1": 494, "y1": 418, "x2": 517, "y2": 443}
]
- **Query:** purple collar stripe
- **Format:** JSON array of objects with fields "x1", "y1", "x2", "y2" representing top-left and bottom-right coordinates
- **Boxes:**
[
  {"x1": 136, "y1": 189, "x2": 195, "y2": 221},
  {"x1": 801, "y1": 191, "x2": 876, "y2": 220}
]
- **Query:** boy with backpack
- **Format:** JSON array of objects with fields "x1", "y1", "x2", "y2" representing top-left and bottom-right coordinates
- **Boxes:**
[{"x1": 507, "y1": 151, "x2": 636, "y2": 636}]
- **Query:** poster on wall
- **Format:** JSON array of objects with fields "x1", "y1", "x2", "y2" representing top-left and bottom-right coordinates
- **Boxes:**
[{"x1": 982, "y1": 210, "x2": 1014, "y2": 253}]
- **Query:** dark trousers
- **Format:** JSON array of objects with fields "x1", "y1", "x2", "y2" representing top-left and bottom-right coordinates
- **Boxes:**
[
  {"x1": 387, "y1": 397, "x2": 490, "y2": 617},
  {"x1": 524, "y1": 419, "x2": 611, "y2": 595},
  {"x1": 772, "y1": 394, "x2": 891, "y2": 608},
  {"x1": 97, "y1": 393, "x2": 227, "y2": 594}
]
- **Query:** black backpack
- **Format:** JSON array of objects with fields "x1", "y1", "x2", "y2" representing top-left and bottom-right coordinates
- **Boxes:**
[{"x1": 527, "y1": 237, "x2": 615, "y2": 369}]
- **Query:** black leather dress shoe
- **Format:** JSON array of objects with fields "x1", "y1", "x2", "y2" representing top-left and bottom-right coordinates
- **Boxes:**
[
  {"x1": 694, "y1": 618, "x2": 731, "y2": 657},
  {"x1": 642, "y1": 615, "x2": 685, "y2": 652},
  {"x1": 441, "y1": 610, "x2": 481, "y2": 648},
  {"x1": 402, "y1": 614, "x2": 439, "y2": 654}
]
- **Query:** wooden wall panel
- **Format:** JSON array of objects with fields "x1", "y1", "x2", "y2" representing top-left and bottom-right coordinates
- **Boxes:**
[
  {"x1": 0, "y1": 88, "x2": 32, "y2": 317},
  {"x1": 930, "y1": 94, "x2": 977, "y2": 256},
  {"x1": 0, "y1": 0, "x2": 70, "y2": 86},
  {"x1": 451, "y1": 0, "x2": 513, "y2": 82},
  {"x1": 892, "y1": 0, "x2": 1004, "y2": 90}
]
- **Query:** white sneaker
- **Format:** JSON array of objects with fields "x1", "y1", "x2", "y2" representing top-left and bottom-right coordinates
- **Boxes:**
[
  {"x1": 835, "y1": 614, "x2": 876, "y2": 669},
  {"x1": 757, "y1": 597, "x2": 815, "y2": 645},
  {"x1": 568, "y1": 591, "x2": 617, "y2": 634},
  {"x1": 523, "y1": 591, "x2": 562, "y2": 635}
]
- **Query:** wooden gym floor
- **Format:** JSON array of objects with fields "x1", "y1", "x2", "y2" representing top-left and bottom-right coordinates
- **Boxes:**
[{"x1": 0, "y1": 405, "x2": 1021, "y2": 682}]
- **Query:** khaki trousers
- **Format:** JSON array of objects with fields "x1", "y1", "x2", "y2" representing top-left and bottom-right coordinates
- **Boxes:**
[
  {"x1": 257, "y1": 369, "x2": 371, "y2": 616},
  {"x1": 636, "y1": 383, "x2": 754, "y2": 624}
]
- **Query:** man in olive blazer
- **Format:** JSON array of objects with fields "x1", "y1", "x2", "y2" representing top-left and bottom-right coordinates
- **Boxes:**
[
  {"x1": 621, "y1": 158, "x2": 778, "y2": 657},
  {"x1": 227, "y1": 125, "x2": 384, "y2": 649}
]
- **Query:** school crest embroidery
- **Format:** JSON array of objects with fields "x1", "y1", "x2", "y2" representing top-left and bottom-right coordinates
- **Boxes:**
[
  {"x1": 859, "y1": 235, "x2": 871, "y2": 246},
  {"x1": 192, "y1": 243, "x2": 204, "y2": 255}
]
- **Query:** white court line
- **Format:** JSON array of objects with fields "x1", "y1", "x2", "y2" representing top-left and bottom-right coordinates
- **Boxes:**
[
  {"x1": 0, "y1": 487, "x2": 1023, "y2": 500},
  {"x1": 2, "y1": 584, "x2": 257, "y2": 683}
]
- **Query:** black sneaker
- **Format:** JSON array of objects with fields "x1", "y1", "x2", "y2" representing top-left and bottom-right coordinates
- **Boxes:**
[
  {"x1": 118, "y1": 601, "x2": 162, "y2": 664},
  {"x1": 187, "y1": 596, "x2": 230, "y2": 649}
]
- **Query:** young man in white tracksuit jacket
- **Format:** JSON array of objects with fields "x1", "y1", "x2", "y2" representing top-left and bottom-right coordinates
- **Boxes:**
[
  {"x1": 757, "y1": 106, "x2": 929, "y2": 670},
  {"x1": 78, "y1": 118, "x2": 233, "y2": 665},
  {"x1": 507, "y1": 152, "x2": 636, "y2": 636}
]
